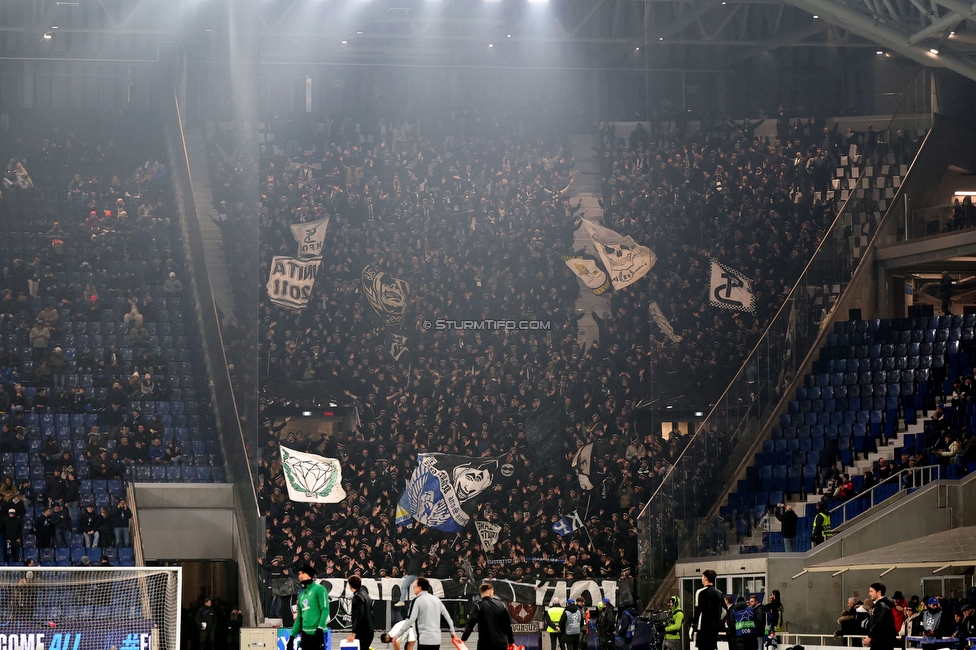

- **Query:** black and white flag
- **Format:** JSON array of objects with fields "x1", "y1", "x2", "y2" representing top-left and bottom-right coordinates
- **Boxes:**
[
  {"x1": 572, "y1": 443, "x2": 594, "y2": 490},
  {"x1": 582, "y1": 220, "x2": 655, "y2": 290},
  {"x1": 475, "y1": 521, "x2": 501, "y2": 552},
  {"x1": 709, "y1": 258, "x2": 754, "y2": 312},
  {"x1": 290, "y1": 217, "x2": 330, "y2": 258},
  {"x1": 562, "y1": 254, "x2": 612, "y2": 295},
  {"x1": 266, "y1": 256, "x2": 321, "y2": 310},
  {"x1": 387, "y1": 332, "x2": 409, "y2": 362},
  {"x1": 649, "y1": 302, "x2": 683, "y2": 344},
  {"x1": 362, "y1": 264, "x2": 410, "y2": 326}
]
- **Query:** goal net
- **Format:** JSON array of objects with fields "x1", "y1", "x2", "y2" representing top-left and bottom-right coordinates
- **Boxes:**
[{"x1": 0, "y1": 567, "x2": 181, "y2": 650}]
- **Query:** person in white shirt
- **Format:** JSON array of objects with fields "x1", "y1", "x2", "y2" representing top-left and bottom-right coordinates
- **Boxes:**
[{"x1": 383, "y1": 617, "x2": 418, "y2": 650}]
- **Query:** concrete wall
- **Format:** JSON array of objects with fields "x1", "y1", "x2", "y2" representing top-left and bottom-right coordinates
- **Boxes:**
[
  {"x1": 677, "y1": 474, "x2": 976, "y2": 634},
  {"x1": 767, "y1": 473, "x2": 976, "y2": 632},
  {"x1": 133, "y1": 483, "x2": 237, "y2": 560}
]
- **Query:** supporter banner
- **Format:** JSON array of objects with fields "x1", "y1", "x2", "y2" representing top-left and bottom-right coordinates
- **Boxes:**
[
  {"x1": 709, "y1": 258, "x2": 755, "y2": 312},
  {"x1": 386, "y1": 332, "x2": 410, "y2": 362},
  {"x1": 552, "y1": 510, "x2": 583, "y2": 536},
  {"x1": 649, "y1": 301, "x2": 683, "y2": 344},
  {"x1": 475, "y1": 520, "x2": 501, "y2": 552},
  {"x1": 582, "y1": 221, "x2": 656, "y2": 290},
  {"x1": 572, "y1": 443, "x2": 594, "y2": 490},
  {"x1": 396, "y1": 453, "x2": 501, "y2": 532},
  {"x1": 267, "y1": 256, "x2": 322, "y2": 310},
  {"x1": 310, "y1": 577, "x2": 617, "y2": 607},
  {"x1": 290, "y1": 217, "x2": 330, "y2": 258},
  {"x1": 362, "y1": 264, "x2": 411, "y2": 326},
  {"x1": 561, "y1": 254, "x2": 611, "y2": 295},
  {"x1": 486, "y1": 557, "x2": 566, "y2": 566},
  {"x1": 280, "y1": 446, "x2": 346, "y2": 503}
]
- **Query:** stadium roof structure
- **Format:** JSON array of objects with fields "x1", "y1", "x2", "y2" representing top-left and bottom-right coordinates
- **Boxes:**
[
  {"x1": 802, "y1": 526, "x2": 976, "y2": 575},
  {"x1": 5, "y1": 0, "x2": 971, "y2": 76}
]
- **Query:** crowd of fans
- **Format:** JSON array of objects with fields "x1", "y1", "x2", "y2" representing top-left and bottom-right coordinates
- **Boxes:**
[
  {"x1": 834, "y1": 589, "x2": 976, "y2": 640},
  {"x1": 0, "y1": 113, "x2": 198, "y2": 556},
  {"x1": 192, "y1": 104, "x2": 925, "y2": 606}
]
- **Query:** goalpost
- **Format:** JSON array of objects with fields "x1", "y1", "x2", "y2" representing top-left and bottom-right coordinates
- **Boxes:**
[{"x1": 0, "y1": 567, "x2": 181, "y2": 650}]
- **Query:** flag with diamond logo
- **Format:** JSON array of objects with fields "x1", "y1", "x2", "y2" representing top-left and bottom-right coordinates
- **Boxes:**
[{"x1": 280, "y1": 446, "x2": 346, "y2": 503}]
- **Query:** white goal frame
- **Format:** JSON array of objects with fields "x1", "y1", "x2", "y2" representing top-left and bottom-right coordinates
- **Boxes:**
[{"x1": 0, "y1": 566, "x2": 182, "y2": 650}]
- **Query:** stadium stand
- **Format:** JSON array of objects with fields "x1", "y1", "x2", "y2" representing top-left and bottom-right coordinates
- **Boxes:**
[
  {"x1": 0, "y1": 114, "x2": 225, "y2": 566},
  {"x1": 200, "y1": 106, "x2": 926, "y2": 611},
  {"x1": 724, "y1": 314, "x2": 976, "y2": 552}
]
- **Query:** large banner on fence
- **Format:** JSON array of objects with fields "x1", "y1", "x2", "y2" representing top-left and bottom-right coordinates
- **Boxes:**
[
  {"x1": 302, "y1": 576, "x2": 618, "y2": 607},
  {"x1": 267, "y1": 256, "x2": 322, "y2": 310}
]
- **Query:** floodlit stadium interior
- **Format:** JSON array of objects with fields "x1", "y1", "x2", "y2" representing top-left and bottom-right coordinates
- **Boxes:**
[{"x1": 1, "y1": 0, "x2": 976, "y2": 649}]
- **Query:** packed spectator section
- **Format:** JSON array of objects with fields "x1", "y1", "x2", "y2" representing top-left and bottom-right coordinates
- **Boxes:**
[
  {"x1": 194, "y1": 105, "x2": 927, "y2": 601},
  {"x1": 0, "y1": 113, "x2": 223, "y2": 567}
]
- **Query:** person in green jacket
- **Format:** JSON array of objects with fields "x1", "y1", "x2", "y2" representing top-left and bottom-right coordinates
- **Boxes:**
[
  {"x1": 288, "y1": 564, "x2": 330, "y2": 650},
  {"x1": 664, "y1": 596, "x2": 685, "y2": 650}
]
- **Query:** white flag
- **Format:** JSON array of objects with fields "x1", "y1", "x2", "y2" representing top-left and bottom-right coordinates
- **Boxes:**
[
  {"x1": 582, "y1": 220, "x2": 655, "y2": 290},
  {"x1": 290, "y1": 217, "x2": 330, "y2": 258},
  {"x1": 649, "y1": 301, "x2": 683, "y2": 344},
  {"x1": 280, "y1": 446, "x2": 346, "y2": 503},
  {"x1": 266, "y1": 256, "x2": 322, "y2": 310},
  {"x1": 562, "y1": 254, "x2": 611, "y2": 295},
  {"x1": 572, "y1": 443, "x2": 594, "y2": 490},
  {"x1": 709, "y1": 258, "x2": 754, "y2": 312},
  {"x1": 475, "y1": 520, "x2": 501, "y2": 552}
]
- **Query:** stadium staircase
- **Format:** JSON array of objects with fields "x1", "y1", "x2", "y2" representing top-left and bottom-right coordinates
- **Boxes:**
[
  {"x1": 567, "y1": 134, "x2": 612, "y2": 348},
  {"x1": 181, "y1": 129, "x2": 238, "y2": 322},
  {"x1": 730, "y1": 314, "x2": 976, "y2": 552}
]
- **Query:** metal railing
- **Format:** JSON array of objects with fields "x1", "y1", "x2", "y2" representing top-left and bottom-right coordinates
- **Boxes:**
[
  {"x1": 828, "y1": 464, "x2": 942, "y2": 529},
  {"x1": 165, "y1": 90, "x2": 265, "y2": 623},
  {"x1": 635, "y1": 68, "x2": 934, "y2": 606}
]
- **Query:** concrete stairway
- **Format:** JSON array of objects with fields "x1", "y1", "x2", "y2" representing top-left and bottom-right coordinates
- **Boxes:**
[
  {"x1": 183, "y1": 129, "x2": 237, "y2": 324},
  {"x1": 567, "y1": 134, "x2": 611, "y2": 350},
  {"x1": 764, "y1": 418, "x2": 926, "y2": 533}
]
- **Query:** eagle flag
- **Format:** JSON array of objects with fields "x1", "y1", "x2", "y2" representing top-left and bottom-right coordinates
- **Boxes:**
[{"x1": 396, "y1": 453, "x2": 501, "y2": 533}]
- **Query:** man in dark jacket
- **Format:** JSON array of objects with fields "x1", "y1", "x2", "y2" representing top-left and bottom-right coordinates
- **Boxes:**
[
  {"x1": 727, "y1": 596, "x2": 762, "y2": 650},
  {"x1": 196, "y1": 597, "x2": 217, "y2": 650},
  {"x1": 940, "y1": 271, "x2": 953, "y2": 316},
  {"x1": 863, "y1": 583, "x2": 896, "y2": 650},
  {"x1": 33, "y1": 505, "x2": 55, "y2": 548},
  {"x1": 461, "y1": 583, "x2": 514, "y2": 650},
  {"x1": 694, "y1": 570, "x2": 727, "y2": 650},
  {"x1": 1, "y1": 507, "x2": 23, "y2": 562},
  {"x1": 774, "y1": 504, "x2": 798, "y2": 552},
  {"x1": 596, "y1": 598, "x2": 617, "y2": 650},
  {"x1": 346, "y1": 574, "x2": 374, "y2": 650}
]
